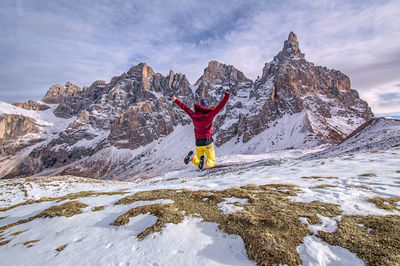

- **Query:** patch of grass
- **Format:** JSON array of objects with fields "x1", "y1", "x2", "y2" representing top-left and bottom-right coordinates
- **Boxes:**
[
  {"x1": 10, "y1": 230, "x2": 26, "y2": 236},
  {"x1": 345, "y1": 185, "x2": 372, "y2": 190},
  {"x1": 311, "y1": 185, "x2": 336, "y2": 189},
  {"x1": 319, "y1": 215, "x2": 400, "y2": 265},
  {"x1": 396, "y1": 170, "x2": 400, "y2": 174},
  {"x1": 359, "y1": 173, "x2": 376, "y2": 177},
  {"x1": 0, "y1": 201, "x2": 88, "y2": 232},
  {"x1": 112, "y1": 203, "x2": 184, "y2": 240},
  {"x1": 92, "y1": 206, "x2": 105, "y2": 212},
  {"x1": 55, "y1": 244, "x2": 66, "y2": 252},
  {"x1": 302, "y1": 176, "x2": 338, "y2": 180},
  {"x1": 113, "y1": 184, "x2": 341, "y2": 265},
  {"x1": 0, "y1": 216, "x2": 7, "y2": 220},
  {"x1": 0, "y1": 240, "x2": 10, "y2": 246},
  {"x1": 369, "y1": 197, "x2": 400, "y2": 211},
  {"x1": 0, "y1": 190, "x2": 126, "y2": 212},
  {"x1": 24, "y1": 239, "x2": 39, "y2": 246}
]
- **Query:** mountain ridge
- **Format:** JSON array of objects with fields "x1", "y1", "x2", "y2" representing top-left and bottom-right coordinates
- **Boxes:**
[{"x1": 0, "y1": 32, "x2": 376, "y2": 180}]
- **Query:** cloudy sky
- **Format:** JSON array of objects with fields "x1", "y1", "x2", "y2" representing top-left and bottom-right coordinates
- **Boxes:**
[{"x1": 1, "y1": 0, "x2": 399, "y2": 114}]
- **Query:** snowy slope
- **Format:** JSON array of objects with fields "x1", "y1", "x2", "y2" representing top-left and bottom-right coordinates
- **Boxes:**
[
  {"x1": 218, "y1": 111, "x2": 319, "y2": 155},
  {"x1": 304, "y1": 118, "x2": 400, "y2": 159},
  {"x1": 1, "y1": 147, "x2": 399, "y2": 265}
]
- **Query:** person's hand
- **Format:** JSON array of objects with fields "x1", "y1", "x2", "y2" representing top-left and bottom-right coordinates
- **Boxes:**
[
  {"x1": 172, "y1": 95, "x2": 177, "y2": 102},
  {"x1": 224, "y1": 91, "x2": 230, "y2": 96}
]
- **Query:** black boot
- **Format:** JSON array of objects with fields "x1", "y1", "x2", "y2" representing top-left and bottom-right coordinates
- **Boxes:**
[
  {"x1": 198, "y1": 155, "x2": 205, "y2": 170},
  {"x1": 184, "y1": 151, "x2": 194, "y2": 165}
]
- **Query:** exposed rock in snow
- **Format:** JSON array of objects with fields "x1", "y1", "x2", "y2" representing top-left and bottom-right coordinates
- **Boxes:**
[
  {"x1": 42, "y1": 82, "x2": 82, "y2": 104},
  {"x1": 0, "y1": 114, "x2": 39, "y2": 140},
  {"x1": 12, "y1": 100, "x2": 49, "y2": 111}
]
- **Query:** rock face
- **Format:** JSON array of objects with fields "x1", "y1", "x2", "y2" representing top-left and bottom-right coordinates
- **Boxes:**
[
  {"x1": 0, "y1": 114, "x2": 39, "y2": 140},
  {"x1": 42, "y1": 82, "x2": 82, "y2": 104},
  {"x1": 12, "y1": 100, "x2": 49, "y2": 111},
  {"x1": 0, "y1": 114, "x2": 41, "y2": 157},
  {"x1": 0, "y1": 32, "x2": 374, "y2": 180}
]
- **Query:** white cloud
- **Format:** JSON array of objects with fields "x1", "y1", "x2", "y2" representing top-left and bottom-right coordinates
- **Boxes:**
[{"x1": 0, "y1": 0, "x2": 399, "y2": 113}]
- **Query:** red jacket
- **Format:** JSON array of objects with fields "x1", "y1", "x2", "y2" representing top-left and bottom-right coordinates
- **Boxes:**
[{"x1": 175, "y1": 92, "x2": 230, "y2": 139}]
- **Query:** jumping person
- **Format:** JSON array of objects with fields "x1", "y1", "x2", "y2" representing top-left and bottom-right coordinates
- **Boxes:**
[{"x1": 172, "y1": 92, "x2": 230, "y2": 169}]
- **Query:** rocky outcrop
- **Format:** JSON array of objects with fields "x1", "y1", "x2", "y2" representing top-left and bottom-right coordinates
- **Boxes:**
[
  {"x1": 0, "y1": 114, "x2": 39, "y2": 140},
  {"x1": 194, "y1": 60, "x2": 253, "y2": 103},
  {"x1": 109, "y1": 98, "x2": 175, "y2": 149},
  {"x1": 12, "y1": 100, "x2": 49, "y2": 111},
  {"x1": 0, "y1": 114, "x2": 41, "y2": 157},
  {"x1": 42, "y1": 82, "x2": 82, "y2": 104}
]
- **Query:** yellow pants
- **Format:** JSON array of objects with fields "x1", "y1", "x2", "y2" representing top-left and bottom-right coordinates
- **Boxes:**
[{"x1": 192, "y1": 143, "x2": 216, "y2": 168}]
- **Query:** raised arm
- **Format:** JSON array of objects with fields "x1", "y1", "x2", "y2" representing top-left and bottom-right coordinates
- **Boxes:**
[
  {"x1": 174, "y1": 97, "x2": 194, "y2": 118},
  {"x1": 209, "y1": 92, "x2": 230, "y2": 117}
]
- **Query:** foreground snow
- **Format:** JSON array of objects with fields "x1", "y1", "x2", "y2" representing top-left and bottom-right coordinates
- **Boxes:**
[{"x1": 1, "y1": 147, "x2": 399, "y2": 265}]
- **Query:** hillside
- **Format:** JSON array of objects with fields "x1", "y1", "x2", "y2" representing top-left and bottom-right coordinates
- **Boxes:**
[
  {"x1": 1, "y1": 147, "x2": 399, "y2": 265},
  {"x1": 303, "y1": 118, "x2": 400, "y2": 160}
]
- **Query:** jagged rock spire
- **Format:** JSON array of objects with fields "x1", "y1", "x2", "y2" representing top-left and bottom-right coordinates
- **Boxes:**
[{"x1": 278, "y1": 32, "x2": 305, "y2": 60}]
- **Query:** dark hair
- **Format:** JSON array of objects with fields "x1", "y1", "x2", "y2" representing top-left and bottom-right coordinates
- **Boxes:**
[
  {"x1": 200, "y1": 98, "x2": 209, "y2": 107},
  {"x1": 194, "y1": 104, "x2": 215, "y2": 114}
]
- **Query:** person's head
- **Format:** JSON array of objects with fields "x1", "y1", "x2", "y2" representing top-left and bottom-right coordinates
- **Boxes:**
[
  {"x1": 200, "y1": 98, "x2": 209, "y2": 108},
  {"x1": 194, "y1": 98, "x2": 215, "y2": 114}
]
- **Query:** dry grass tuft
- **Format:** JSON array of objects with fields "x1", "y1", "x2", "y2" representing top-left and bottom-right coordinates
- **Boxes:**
[
  {"x1": 311, "y1": 185, "x2": 336, "y2": 189},
  {"x1": 0, "y1": 240, "x2": 10, "y2": 246},
  {"x1": 319, "y1": 215, "x2": 400, "y2": 265},
  {"x1": 39, "y1": 201, "x2": 88, "y2": 218},
  {"x1": 0, "y1": 201, "x2": 88, "y2": 232},
  {"x1": 113, "y1": 184, "x2": 341, "y2": 265},
  {"x1": 10, "y1": 230, "x2": 25, "y2": 236},
  {"x1": 92, "y1": 206, "x2": 105, "y2": 212},
  {"x1": 0, "y1": 216, "x2": 7, "y2": 220},
  {"x1": 359, "y1": 173, "x2": 376, "y2": 177},
  {"x1": 345, "y1": 185, "x2": 372, "y2": 190},
  {"x1": 396, "y1": 170, "x2": 400, "y2": 174},
  {"x1": 0, "y1": 191, "x2": 125, "y2": 212},
  {"x1": 112, "y1": 203, "x2": 184, "y2": 240},
  {"x1": 24, "y1": 239, "x2": 39, "y2": 246},
  {"x1": 369, "y1": 197, "x2": 400, "y2": 211},
  {"x1": 302, "y1": 176, "x2": 338, "y2": 180},
  {"x1": 55, "y1": 244, "x2": 66, "y2": 252}
]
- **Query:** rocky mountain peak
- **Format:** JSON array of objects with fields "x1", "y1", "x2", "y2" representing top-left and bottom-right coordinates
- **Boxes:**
[
  {"x1": 197, "y1": 60, "x2": 249, "y2": 85},
  {"x1": 194, "y1": 60, "x2": 252, "y2": 101},
  {"x1": 127, "y1": 63, "x2": 155, "y2": 79},
  {"x1": 277, "y1": 31, "x2": 305, "y2": 60},
  {"x1": 42, "y1": 82, "x2": 82, "y2": 104}
]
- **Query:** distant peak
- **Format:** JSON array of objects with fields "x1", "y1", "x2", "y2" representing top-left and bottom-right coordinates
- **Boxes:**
[
  {"x1": 288, "y1": 31, "x2": 298, "y2": 42},
  {"x1": 127, "y1": 62, "x2": 155, "y2": 78},
  {"x1": 195, "y1": 60, "x2": 249, "y2": 86},
  {"x1": 207, "y1": 60, "x2": 222, "y2": 67},
  {"x1": 278, "y1": 31, "x2": 305, "y2": 60}
]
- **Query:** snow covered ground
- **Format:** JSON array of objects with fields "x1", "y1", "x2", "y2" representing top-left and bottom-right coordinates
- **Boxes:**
[{"x1": 0, "y1": 147, "x2": 399, "y2": 265}]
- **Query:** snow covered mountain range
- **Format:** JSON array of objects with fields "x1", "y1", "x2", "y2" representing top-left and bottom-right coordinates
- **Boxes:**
[{"x1": 0, "y1": 32, "x2": 394, "y2": 181}]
